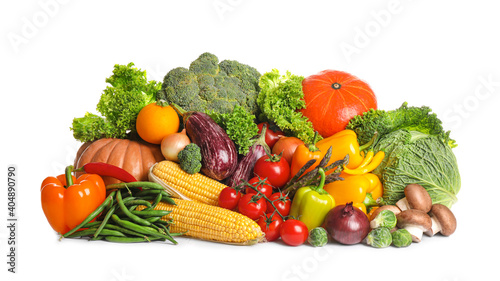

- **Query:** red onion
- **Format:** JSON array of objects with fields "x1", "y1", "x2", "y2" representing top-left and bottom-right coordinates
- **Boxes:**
[{"x1": 324, "y1": 202, "x2": 370, "y2": 245}]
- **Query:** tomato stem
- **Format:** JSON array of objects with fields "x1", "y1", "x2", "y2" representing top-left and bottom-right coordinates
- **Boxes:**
[{"x1": 65, "y1": 165, "x2": 74, "y2": 187}]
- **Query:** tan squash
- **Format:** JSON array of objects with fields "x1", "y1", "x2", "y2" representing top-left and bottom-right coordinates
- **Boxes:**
[{"x1": 74, "y1": 138, "x2": 164, "y2": 185}]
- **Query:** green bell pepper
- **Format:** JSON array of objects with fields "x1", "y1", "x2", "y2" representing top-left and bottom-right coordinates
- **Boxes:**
[{"x1": 289, "y1": 168, "x2": 336, "y2": 230}]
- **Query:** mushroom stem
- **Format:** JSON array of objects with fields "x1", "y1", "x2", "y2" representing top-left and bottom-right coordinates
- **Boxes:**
[
  {"x1": 424, "y1": 216, "x2": 442, "y2": 237},
  {"x1": 405, "y1": 225, "x2": 425, "y2": 242},
  {"x1": 396, "y1": 197, "x2": 410, "y2": 211}
]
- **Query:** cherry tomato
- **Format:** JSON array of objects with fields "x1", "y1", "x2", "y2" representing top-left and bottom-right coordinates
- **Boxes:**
[
  {"x1": 218, "y1": 187, "x2": 242, "y2": 210},
  {"x1": 246, "y1": 176, "x2": 273, "y2": 198},
  {"x1": 280, "y1": 219, "x2": 309, "y2": 246},
  {"x1": 253, "y1": 154, "x2": 290, "y2": 189},
  {"x1": 266, "y1": 192, "x2": 291, "y2": 216},
  {"x1": 257, "y1": 122, "x2": 285, "y2": 149},
  {"x1": 257, "y1": 213, "x2": 283, "y2": 242},
  {"x1": 238, "y1": 193, "x2": 267, "y2": 220}
]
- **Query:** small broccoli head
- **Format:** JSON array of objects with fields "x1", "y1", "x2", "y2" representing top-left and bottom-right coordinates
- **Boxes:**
[
  {"x1": 159, "y1": 53, "x2": 261, "y2": 115},
  {"x1": 189, "y1": 52, "x2": 219, "y2": 76},
  {"x1": 177, "y1": 143, "x2": 202, "y2": 174}
]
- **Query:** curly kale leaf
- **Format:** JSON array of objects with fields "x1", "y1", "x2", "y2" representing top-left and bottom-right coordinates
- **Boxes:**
[
  {"x1": 71, "y1": 63, "x2": 161, "y2": 142},
  {"x1": 347, "y1": 102, "x2": 456, "y2": 148},
  {"x1": 209, "y1": 105, "x2": 258, "y2": 155},
  {"x1": 257, "y1": 69, "x2": 317, "y2": 143}
]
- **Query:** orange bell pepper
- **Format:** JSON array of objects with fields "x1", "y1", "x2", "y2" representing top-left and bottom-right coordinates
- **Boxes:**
[
  {"x1": 290, "y1": 132, "x2": 322, "y2": 178},
  {"x1": 323, "y1": 172, "x2": 383, "y2": 214},
  {"x1": 41, "y1": 165, "x2": 106, "y2": 234}
]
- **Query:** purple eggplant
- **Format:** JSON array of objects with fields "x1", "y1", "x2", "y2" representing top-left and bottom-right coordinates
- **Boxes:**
[
  {"x1": 226, "y1": 124, "x2": 270, "y2": 188},
  {"x1": 174, "y1": 105, "x2": 238, "y2": 181}
]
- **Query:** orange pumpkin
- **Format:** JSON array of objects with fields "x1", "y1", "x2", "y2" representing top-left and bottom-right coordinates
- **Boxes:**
[
  {"x1": 300, "y1": 70, "x2": 377, "y2": 138},
  {"x1": 74, "y1": 138, "x2": 164, "y2": 185}
]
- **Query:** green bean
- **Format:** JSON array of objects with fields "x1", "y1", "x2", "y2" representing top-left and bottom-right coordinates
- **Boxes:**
[
  {"x1": 81, "y1": 221, "x2": 103, "y2": 228},
  {"x1": 66, "y1": 228, "x2": 125, "y2": 238},
  {"x1": 130, "y1": 210, "x2": 171, "y2": 217},
  {"x1": 151, "y1": 193, "x2": 162, "y2": 208},
  {"x1": 93, "y1": 204, "x2": 117, "y2": 239},
  {"x1": 116, "y1": 190, "x2": 152, "y2": 226},
  {"x1": 124, "y1": 200, "x2": 152, "y2": 208},
  {"x1": 104, "y1": 236, "x2": 166, "y2": 243},
  {"x1": 102, "y1": 224, "x2": 149, "y2": 238},
  {"x1": 140, "y1": 195, "x2": 176, "y2": 206},
  {"x1": 63, "y1": 191, "x2": 116, "y2": 238},
  {"x1": 106, "y1": 181, "x2": 165, "y2": 191},
  {"x1": 144, "y1": 216, "x2": 161, "y2": 223},
  {"x1": 111, "y1": 215, "x2": 177, "y2": 244}
]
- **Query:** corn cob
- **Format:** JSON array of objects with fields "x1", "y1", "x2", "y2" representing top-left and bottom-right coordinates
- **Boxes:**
[
  {"x1": 138, "y1": 198, "x2": 265, "y2": 245},
  {"x1": 149, "y1": 160, "x2": 227, "y2": 206}
]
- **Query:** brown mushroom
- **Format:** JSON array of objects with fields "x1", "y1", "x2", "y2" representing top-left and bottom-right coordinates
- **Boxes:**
[
  {"x1": 396, "y1": 209, "x2": 432, "y2": 242},
  {"x1": 424, "y1": 204, "x2": 457, "y2": 236},
  {"x1": 396, "y1": 184, "x2": 432, "y2": 213}
]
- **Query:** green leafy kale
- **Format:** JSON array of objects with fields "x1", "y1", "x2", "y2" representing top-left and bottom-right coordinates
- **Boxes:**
[
  {"x1": 158, "y1": 52, "x2": 261, "y2": 115},
  {"x1": 257, "y1": 69, "x2": 317, "y2": 143},
  {"x1": 209, "y1": 105, "x2": 259, "y2": 155},
  {"x1": 346, "y1": 103, "x2": 461, "y2": 208},
  {"x1": 71, "y1": 63, "x2": 161, "y2": 142},
  {"x1": 347, "y1": 102, "x2": 456, "y2": 148}
]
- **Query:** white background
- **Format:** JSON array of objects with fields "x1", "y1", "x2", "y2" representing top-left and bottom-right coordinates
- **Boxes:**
[{"x1": 1, "y1": 1, "x2": 500, "y2": 281}]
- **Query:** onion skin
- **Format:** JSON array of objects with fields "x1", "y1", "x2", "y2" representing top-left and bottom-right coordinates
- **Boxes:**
[
  {"x1": 324, "y1": 202, "x2": 370, "y2": 245},
  {"x1": 272, "y1": 137, "x2": 304, "y2": 165},
  {"x1": 160, "y1": 129, "x2": 190, "y2": 162}
]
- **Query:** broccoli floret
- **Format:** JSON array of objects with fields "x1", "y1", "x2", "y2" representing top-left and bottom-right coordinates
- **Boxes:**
[
  {"x1": 177, "y1": 143, "x2": 202, "y2": 174},
  {"x1": 158, "y1": 52, "x2": 261, "y2": 115}
]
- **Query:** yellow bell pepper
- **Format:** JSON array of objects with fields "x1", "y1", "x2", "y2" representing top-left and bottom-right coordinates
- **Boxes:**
[{"x1": 323, "y1": 172, "x2": 383, "y2": 215}]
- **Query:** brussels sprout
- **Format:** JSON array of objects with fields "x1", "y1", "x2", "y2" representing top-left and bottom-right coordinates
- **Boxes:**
[
  {"x1": 391, "y1": 229, "x2": 412, "y2": 247},
  {"x1": 370, "y1": 209, "x2": 397, "y2": 229},
  {"x1": 366, "y1": 227, "x2": 392, "y2": 248},
  {"x1": 308, "y1": 227, "x2": 328, "y2": 247}
]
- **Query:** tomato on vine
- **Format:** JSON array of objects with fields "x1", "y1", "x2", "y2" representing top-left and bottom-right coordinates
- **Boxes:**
[
  {"x1": 266, "y1": 192, "x2": 291, "y2": 217},
  {"x1": 257, "y1": 213, "x2": 283, "y2": 242},
  {"x1": 246, "y1": 176, "x2": 273, "y2": 198},
  {"x1": 218, "y1": 187, "x2": 242, "y2": 210},
  {"x1": 238, "y1": 193, "x2": 267, "y2": 220},
  {"x1": 253, "y1": 152, "x2": 290, "y2": 189}
]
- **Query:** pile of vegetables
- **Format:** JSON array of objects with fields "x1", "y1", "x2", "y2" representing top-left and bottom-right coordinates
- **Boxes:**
[{"x1": 41, "y1": 52, "x2": 461, "y2": 249}]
